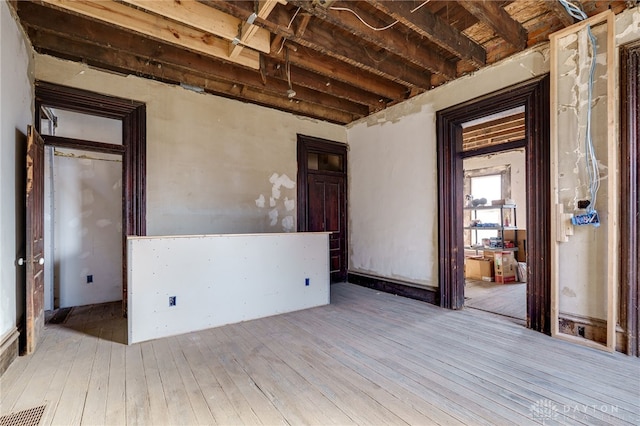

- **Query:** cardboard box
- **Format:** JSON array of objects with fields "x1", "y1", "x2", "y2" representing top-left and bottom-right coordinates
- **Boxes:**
[
  {"x1": 494, "y1": 251, "x2": 517, "y2": 284},
  {"x1": 465, "y1": 257, "x2": 494, "y2": 281}
]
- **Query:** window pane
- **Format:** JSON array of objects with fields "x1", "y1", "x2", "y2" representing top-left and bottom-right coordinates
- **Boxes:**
[
  {"x1": 40, "y1": 107, "x2": 122, "y2": 145},
  {"x1": 308, "y1": 153, "x2": 343, "y2": 172}
]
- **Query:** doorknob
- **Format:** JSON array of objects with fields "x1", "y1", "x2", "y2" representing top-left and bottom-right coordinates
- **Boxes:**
[{"x1": 16, "y1": 258, "x2": 45, "y2": 266}]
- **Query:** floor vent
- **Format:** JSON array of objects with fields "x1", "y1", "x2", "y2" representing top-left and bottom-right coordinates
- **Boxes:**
[{"x1": 0, "y1": 405, "x2": 46, "y2": 426}]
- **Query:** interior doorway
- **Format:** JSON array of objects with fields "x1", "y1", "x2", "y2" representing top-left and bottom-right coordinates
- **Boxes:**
[
  {"x1": 462, "y1": 148, "x2": 527, "y2": 324},
  {"x1": 296, "y1": 135, "x2": 348, "y2": 283},
  {"x1": 33, "y1": 81, "x2": 145, "y2": 320},
  {"x1": 437, "y1": 75, "x2": 550, "y2": 334},
  {"x1": 41, "y1": 107, "x2": 124, "y2": 310}
]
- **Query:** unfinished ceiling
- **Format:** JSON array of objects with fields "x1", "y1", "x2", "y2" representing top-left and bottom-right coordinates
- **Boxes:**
[{"x1": 13, "y1": 0, "x2": 631, "y2": 124}]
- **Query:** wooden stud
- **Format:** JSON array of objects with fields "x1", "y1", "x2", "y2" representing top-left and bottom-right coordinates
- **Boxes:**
[
  {"x1": 458, "y1": 0, "x2": 528, "y2": 50},
  {"x1": 229, "y1": 0, "x2": 280, "y2": 58}
]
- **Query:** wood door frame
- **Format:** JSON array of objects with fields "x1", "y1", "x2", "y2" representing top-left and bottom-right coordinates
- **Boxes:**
[
  {"x1": 34, "y1": 81, "x2": 146, "y2": 315},
  {"x1": 437, "y1": 75, "x2": 551, "y2": 334},
  {"x1": 620, "y1": 40, "x2": 640, "y2": 356},
  {"x1": 297, "y1": 134, "x2": 348, "y2": 282}
]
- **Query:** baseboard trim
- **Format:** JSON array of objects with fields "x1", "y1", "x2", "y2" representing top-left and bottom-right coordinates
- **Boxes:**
[
  {"x1": 559, "y1": 312, "x2": 625, "y2": 353},
  {"x1": 348, "y1": 272, "x2": 438, "y2": 305},
  {"x1": 0, "y1": 329, "x2": 20, "y2": 376}
]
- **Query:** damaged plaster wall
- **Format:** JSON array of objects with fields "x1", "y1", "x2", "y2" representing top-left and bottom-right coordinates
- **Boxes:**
[
  {"x1": 34, "y1": 55, "x2": 346, "y2": 236},
  {"x1": 346, "y1": 6, "x2": 639, "y2": 303},
  {"x1": 347, "y1": 44, "x2": 549, "y2": 287},
  {"x1": 0, "y1": 0, "x2": 33, "y2": 344}
]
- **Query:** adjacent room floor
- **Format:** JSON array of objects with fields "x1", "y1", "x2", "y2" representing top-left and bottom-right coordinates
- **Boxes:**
[
  {"x1": 465, "y1": 278, "x2": 527, "y2": 324},
  {"x1": 1, "y1": 283, "x2": 638, "y2": 425}
]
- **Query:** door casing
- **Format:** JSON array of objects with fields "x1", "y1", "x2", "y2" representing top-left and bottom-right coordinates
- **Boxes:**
[
  {"x1": 35, "y1": 81, "x2": 146, "y2": 316},
  {"x1": 297, "y1": 135, "x2": 348, "y2": 283},
  {"x1": 436, "y1": 75, "x2": 551, "y2": 334}
]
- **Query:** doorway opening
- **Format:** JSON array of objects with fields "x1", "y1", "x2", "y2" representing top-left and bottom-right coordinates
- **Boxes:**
[
  {"x1": 33, "y1": 81, "x2": 145, "y2": 323},
  {"x1": 296, "y1": 135, "x2": 348, "y2": 283},
  {"x1": 463, "y1": 148, "x2": 527, "y2": 324},
  {"x1": 437, "y1": 75, "x2": 550, "y2": 334},
  {"x1": 41, "y1": 107, "x2": 123, "y2": 311}
]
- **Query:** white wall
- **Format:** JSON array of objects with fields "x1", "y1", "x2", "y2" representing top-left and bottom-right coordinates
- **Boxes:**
[
  {"x1": 34, "y1": 55, "x2": 347, "y2": 237},
  {"x1": 347, "y1": 45, "x2": 549, "y2": 288},
  {"x1": 127, "y1": 232, "x2": 330, "y2": 343},
  {"x1": 53, "y1": 149, "x2": 122, "y2": 308},
  {"x1": 43, "y1": 111, "x2": 123, "y2": 310},
  {"x1": 0, "y1": 1, "x2": 33, "y2": 342},
  {"x1": 346, "y1": 6, "x2": 640, "y2": 317}
]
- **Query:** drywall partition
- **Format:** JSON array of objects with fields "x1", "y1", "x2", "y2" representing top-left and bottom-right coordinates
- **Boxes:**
[{"x1": 127, "y1": 232, "x2": 330, "y2": 344}]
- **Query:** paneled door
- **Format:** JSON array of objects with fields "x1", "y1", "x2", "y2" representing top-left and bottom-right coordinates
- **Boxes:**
[
  {"x1": 24, "y1": 126, "x2": 45, "y2": 354},
  {"x1": 297, "y1": 135, "x2": 348, "y2": 283}
]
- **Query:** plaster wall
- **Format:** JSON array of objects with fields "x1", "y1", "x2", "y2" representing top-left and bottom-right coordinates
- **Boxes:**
[
  {"x1": 347, "y1": 44, "x2": 549, "y2": 287},
  {"x1": 34, "y1": 55, "x2": 346, "y2": 237},
  {"x1": 346, "y1": 6, "x2": 639, "y2": 320},
  {"x1": 0, "y1": 1, "x2": 33, "y2": 341}
]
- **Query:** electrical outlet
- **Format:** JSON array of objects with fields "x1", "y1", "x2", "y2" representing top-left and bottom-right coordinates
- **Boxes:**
[
  {"x1": 169, "y1": 296, "x2": 176, "y2": 307},
  {"x1": 87, "y1": 275, "x2": 93, "y2": 284},
  {"x1": 305, "y1": 278, "x2": 310, "y2": 286}
]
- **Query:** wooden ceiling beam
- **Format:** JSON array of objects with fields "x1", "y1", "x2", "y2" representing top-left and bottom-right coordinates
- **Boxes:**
[
  {"x1": 365, "y1": 0, "x2": 486, "y2": 68},
  {"x1": 229, "y1": 0, "x2": 280, "y2": 58},
  {"x1": 267, "y1": 6, "x2": 432, "y2": 89},
  {"x1": 202, "y1": 0, "x2": 428, "y2": 90},
  {"x1": 544, "y1": 0, "x2": 576, "y2": 27},
  {"x1": 120, "y1": 0, "x2": 270, "y2": 54},
  {"x1": 287, "y1": 0, "x2": 459, "y2": 79},
  {"x1": 457, "y1": 0, "x2": 528, "y2": 50},
  {"x1": 37, "y1": 0, "x2": 261, "y2": 69},
  {"x1": 25, "y1": 27, "x2": 357, "y2": 124}
]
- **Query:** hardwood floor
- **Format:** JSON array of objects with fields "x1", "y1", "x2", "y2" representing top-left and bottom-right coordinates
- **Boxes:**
[
  {"x1": 464, "y1": 279, "x2": 526, "y2": 323},
  {"x1": 1, "y1": 283, "x2": 639, "y2": 425}
]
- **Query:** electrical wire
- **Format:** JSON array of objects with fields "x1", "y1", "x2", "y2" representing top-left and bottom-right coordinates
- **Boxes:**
[
  {"x1": 276, "y1": 7, "x2": 301, "y2": 55},
  {"x1": 559, "y1": 0, "x2": 600, "y2": 214},
  {"x1": 329, "y1": 6, "x2": 398, "y2": 31}
]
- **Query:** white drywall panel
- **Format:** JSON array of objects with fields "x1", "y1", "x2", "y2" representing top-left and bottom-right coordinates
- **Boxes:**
[
  {"x1": 54, "y1": 148, "x2": 122, "y2": 308},
  {"x1": 0, "y1": 2, "x2": 33, "y2": 339},
  {"x1": 127, "y1": 232, "x2": 330, "y2": 344},
  {"x1": 34, "y1": 55, "x2": 346, "y2": 237}
]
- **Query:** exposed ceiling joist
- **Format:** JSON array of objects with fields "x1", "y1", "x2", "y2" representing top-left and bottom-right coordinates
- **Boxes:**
[
  {"x1": 120, "y1": 0, "x2": 271, "y2": 54},
  {"x1": 39, "y1": 0, "x2": 261, "y2": 69},
  {"x1": 457, "y1": 0, "x2": 528, "y2": 50},
  {"x1": 288, "y1": 0, "x2": 458, "y2": 80},
  {"x1": 544, "y1": 0, "x2": 577, "y2": 27},
  {"x1": 365, "y1": 0, "x2": 486, "y2": 68},
  {"x1": 229, "y1": 0, "x2": 281, "y2": 58}
]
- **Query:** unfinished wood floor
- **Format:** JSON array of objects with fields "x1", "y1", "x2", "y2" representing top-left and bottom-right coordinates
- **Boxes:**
[
  {"x1": 464, "y1": 279, "x2": 526, "y2": 323},
  {"x1": 1, "y1": 283, "x2": 639, "y2": 426}
]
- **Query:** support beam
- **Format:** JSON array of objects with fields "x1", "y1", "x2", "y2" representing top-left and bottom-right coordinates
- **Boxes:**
[
  {"x1": 38, "y1": 0, "x2": 260, "y2": 69},
  {"x1": 229, "y1": 0, "x2": 280, "y2": 58},
  {"x1": 366, "y1": 0, "x2": 486, "y2": 67},
  {"x1": 457, "y1": 0, "x2": 528, "y2": 50},
  {"x1": 545, "y1": 0, "x2": 576, "y2": 27},
  {"x1": 288, "y1": 0, "x2": 459, "y2": 79},
  {"x1": 121, "y1": 0, "x2": 271, "y2": 54}
]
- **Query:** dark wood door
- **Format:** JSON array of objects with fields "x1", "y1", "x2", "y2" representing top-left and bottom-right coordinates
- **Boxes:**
[
  {"x1": 308, "y1": 173, "x2": 347, "y2": 282},
  {"x1": 25, "y1": 126, "x2": 45, "y2": 355}
]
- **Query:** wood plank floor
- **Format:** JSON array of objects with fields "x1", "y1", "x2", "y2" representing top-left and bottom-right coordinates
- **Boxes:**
[
  {"x1": 1, "y1": 283, "x2": 639, "y2": 425},
  {"x1": 465, "y1": 279, "x2": 526, "y2": 322}
]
